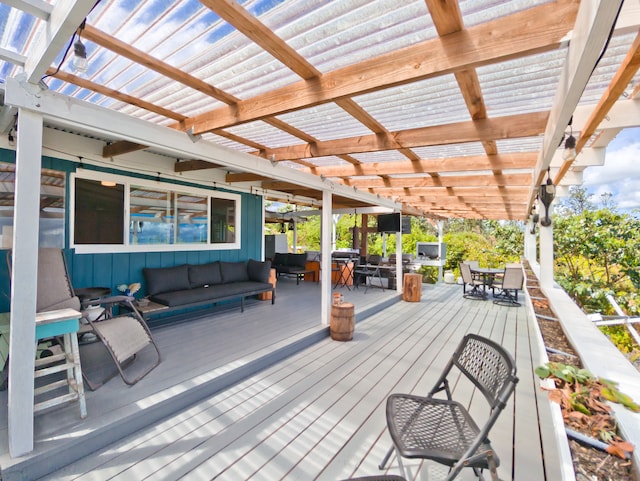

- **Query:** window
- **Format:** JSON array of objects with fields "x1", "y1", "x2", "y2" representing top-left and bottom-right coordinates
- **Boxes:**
[
  {"x1": 129, "y1": 186, "x2": 208, "y2": 245},
  {"x1": 74, "y1": 179, "x2": 124, "y2": 244},
  {"x1": 71, "y1": 172, "x2": 241, "y2": 253},
  {"x1": 0, "y1": 162, "x2": 65, "y2": 248},
  {"x1": 210, "y1": 197, "x2": 235, "y2": 243}
]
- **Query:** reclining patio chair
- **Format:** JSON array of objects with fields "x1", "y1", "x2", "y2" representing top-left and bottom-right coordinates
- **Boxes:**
[
  {"x1": 460, "y1": 262, "x2": 485, "y2": 299},
  {"x1": 28, "y1": 248, "x2": 161, "y2": 390},
  {"x1": 379, "y1": 334, "x2": 518, "y2": 481},
  {"x1": 492, "y1": 266, "x2": 524, "y2": 307}
]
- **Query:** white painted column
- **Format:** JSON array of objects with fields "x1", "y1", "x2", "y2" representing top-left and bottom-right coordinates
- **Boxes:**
[
  {"x1": 321, "y1": 190, "x2": 332, "y2": 325},
  {"x1": 395, "y1": 230, "x2": 402, "y2": 293},
  {"x1": 8, "y1": 108, "x2": 43, "y2": 457},
  {"x1": 539, "y1": 204, "x2": 554, "y2": 289},
  {"x1": 437, "y1": 221, "x2": 444, "y2": 283},
  {"x1": 260, "y1": 196, "x2": 266, "y2": 260},
  {"x1": 524, "y1": 222, "x2": 537, "y2": 266}
]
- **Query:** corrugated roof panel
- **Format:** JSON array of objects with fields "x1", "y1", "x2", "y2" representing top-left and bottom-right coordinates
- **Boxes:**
[
  {"x1": 278, "y1": 103, "x2": 373, "y2": 141},
  {"x1": 349, "y1": 150, "x2": 409, "y2": 164},
  {"x1": 353, "y1": 75, "x2": 470, "y2": 131},
  {"x1": 460, "y1": 0, "x2": 553, "y2": 27},
  {"x1": 224, "y1": 120, "x2": 302, "y2": 148},
  {"x1": 261, "y1": 0, "x2": 435, "y2": 73},
  {"x1": 478, "y1": 50, "x2": 566, "y2": 117},
  {"x1": 411, "y1": 142, "x2": 489, "y2": 159},
  {"x1": 579, "y1": 33, "x2": 638, "y2": 106}
]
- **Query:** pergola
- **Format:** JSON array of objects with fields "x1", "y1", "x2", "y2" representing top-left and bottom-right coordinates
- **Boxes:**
[{"x1": 1, "y1": 0, "x2": 639, "y2": 459}]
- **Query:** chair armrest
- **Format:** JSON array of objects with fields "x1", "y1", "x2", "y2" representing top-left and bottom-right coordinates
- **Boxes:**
[{"x1": 81, "y1": 295, "x2": 134, "y2": 309}]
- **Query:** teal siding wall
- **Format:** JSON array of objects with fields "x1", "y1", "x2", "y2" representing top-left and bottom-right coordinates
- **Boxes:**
[{"x1": 0, "y1": 149, "x2": 264, "y2": 311}]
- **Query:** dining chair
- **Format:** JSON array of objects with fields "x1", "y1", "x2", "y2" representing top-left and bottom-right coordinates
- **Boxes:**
[
  {"x1": 459, "y1": 262, "x2": 485, "y2": 299},
  {"x1": 492, "y1": 266, "x2": 524, "y2": 306},
  {"x1": 379, "y1": 334, "x2": 518, "y2": 481}
]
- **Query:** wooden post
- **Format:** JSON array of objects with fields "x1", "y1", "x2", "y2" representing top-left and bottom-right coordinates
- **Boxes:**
[{"x1": 403, "y1": 273, "x2": 423, "y2": 302}]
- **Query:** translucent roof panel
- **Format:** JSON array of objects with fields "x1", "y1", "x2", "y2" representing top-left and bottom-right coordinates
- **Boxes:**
[
  {"x1": 353, "y1": 75, "x2": 471, "y2": 131},
  {"x1": 277, "y1": 103, "x2": 373, "y2": 141}
]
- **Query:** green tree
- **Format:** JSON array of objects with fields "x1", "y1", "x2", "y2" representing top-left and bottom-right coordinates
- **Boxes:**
[{"x1": 554, "y1": 207, "x2": 640, "y2": 315}]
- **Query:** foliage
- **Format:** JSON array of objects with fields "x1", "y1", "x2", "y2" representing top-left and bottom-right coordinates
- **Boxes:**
[
  {"x1": 600, "y1": 325, "x2": 639, "y2": 356},
  {"x1": 536, "y1": 362, "x2": 638, "y2": 458},
  {"x1": 553, "y1": 206, "x2": 640, "y2": 315}
]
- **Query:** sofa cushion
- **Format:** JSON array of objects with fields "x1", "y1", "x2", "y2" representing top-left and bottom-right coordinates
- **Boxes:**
[
  {"x1": 143, "y1": 264, "x2": 190, "y2": 296},
  {"x1": 288, "y1": 253, "x2": 307, "y2": 269},
  {"x1": 150, "y1": 282, "x2": 272, "y2": 307},
  {"x1": 188, "y1": 261, "x2": 223, "y2": 288},
  {"x1": 273, "y1": 252, "x2": 288, "y2": 266},
  {"x1": 247, "y1": 259, "x2": 271, "y2": 283},
  {"x1": 220, "y1": 261, "x2": 249, "y2": 283}
]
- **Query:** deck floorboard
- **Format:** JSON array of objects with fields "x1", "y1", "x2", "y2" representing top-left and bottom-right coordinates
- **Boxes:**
[{"x1": 34, "y1": 282, "x2": 566, "y2": 481}]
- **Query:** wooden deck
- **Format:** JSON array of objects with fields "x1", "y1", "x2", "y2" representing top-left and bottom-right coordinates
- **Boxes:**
[{"x1": 1, "y1": 281, "x2": 567, "y2": 480}]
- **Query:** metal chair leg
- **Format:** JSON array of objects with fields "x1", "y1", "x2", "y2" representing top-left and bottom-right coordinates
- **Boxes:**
[{"x1": 379, "y1": 445, "x2": 394, "y2": 470}]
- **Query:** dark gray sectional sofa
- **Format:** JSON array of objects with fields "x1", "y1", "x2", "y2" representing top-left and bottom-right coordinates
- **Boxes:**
[
  {"x1": 271, "y1": 253, "x2": 308, "y2": 282},
  {"x1": 142, "y1": 259, "x2": 275, "y2": 319}
]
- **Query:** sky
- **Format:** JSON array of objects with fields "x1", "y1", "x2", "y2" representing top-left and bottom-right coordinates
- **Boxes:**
[{"x1": 581, "y1": 127, "x2": 640, "y2": 213}]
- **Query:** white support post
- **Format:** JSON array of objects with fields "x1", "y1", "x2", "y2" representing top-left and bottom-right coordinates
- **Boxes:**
[
  {"x1": 8, "y1": 108, "x2": 43, "y2": 457},
  {"x1": 321, "y1": 190, "x2": 332, "y2": 326},
  {"x1": 525, "y1": 224, "x2": 537, "y2": 266},
  {"x1": 395, "y1": 230, "x2": 402, "y2": 293},
  {"x1": 539, "y1": 204, "x2": 554, "y2": 289},
  {"x1": 437, "y1": 221, "x2": 444, "y2": 283}
]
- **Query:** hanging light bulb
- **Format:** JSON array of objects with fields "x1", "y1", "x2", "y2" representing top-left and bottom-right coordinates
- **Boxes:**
[
  {"x1": 562, "y1": 134, "x2": 576, "y2": 161},
  {"x1": 73, "y1": 37, "x2": 89, "y2": 73}
]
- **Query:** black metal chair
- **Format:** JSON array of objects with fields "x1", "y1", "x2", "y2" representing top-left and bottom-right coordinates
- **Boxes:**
[
  {"x1": 379, "y1": 334, "x2": 518, "y2": 481},
  {"x1": 492, "y1": 266, "x2": 524, "y2": 306},
  {"x1": 354, "y1": 255, "x2": 383, "y2": 292},
  {"x1": 460, "y1": 262, "x2": 485, "y2": 299}
]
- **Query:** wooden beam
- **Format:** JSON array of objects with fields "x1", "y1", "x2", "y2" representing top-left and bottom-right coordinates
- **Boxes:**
[
  {"x1": 200, "y1": 0, "x2": 320, "y2": 80},
  {"x1": 82, "y1": 24, "x2": 239, "y2": 105},
  {"x1": 226, "y1": 172, "x2": 272, "y2": 182},
  {"x1": 308, "y1": 152, "x2": 537, "y2": 178},
  {"x1": 265, "y1": 112, "x2": 547, "y2": 161},
  {"x1": 103, "y1": 140, "x2": 148, "y2": 158},
  {"x1": 345, "y1": 173, "x2": 533, "y2": 189},
  {"x1": 555, "y1": 31, "x2": 640, "y2": 183},
  {"x1": 48, "y1": 69, "x2": 188, "y2": 122},
  {"x1": 190, "y1": 1, "x2": 577, "y2": 134},
  {"x1": 174, "y1": 159, "x2": 223, "y2": 172}
]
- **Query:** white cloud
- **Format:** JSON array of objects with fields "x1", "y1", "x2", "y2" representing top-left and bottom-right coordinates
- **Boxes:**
[{"x1": 582, "y1": 128, "x2": 640, "y2": 211}]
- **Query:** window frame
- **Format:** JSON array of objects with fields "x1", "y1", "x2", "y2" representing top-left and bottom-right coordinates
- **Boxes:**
[{"x1": 70, "y1": 171, "x2": 241, "y2": 254}]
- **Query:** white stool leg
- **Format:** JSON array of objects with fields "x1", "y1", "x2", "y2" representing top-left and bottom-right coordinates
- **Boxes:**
[{"x1": 69, "y1": 333, "x2": 87, "y2": 418}]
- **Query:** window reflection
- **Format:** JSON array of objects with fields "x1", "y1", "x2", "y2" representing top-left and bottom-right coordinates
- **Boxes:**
[
  {"x1": 130, "y1": 186, "x2": 208, "y2": 245},
  {"x1": 0, "y1": 163, "x2": 65, "y2": 248}
]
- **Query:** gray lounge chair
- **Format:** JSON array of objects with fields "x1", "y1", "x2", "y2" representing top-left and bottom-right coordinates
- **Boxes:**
[{"x1": 32, "y1": 249, "x2": 161, "y2": 390}]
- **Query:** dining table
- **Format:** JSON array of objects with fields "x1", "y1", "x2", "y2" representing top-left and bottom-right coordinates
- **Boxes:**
[{"x1": 470, "y1": 267, "x2": 505, "y2": 297}]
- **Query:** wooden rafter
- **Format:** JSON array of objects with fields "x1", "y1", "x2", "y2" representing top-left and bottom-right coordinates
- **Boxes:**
[
  {"x1": 302, "y1": 152, "x2": 537, "y2": 178},
  {"x1": 265, "y1": 113, "x2": 547, "y2": 162},
  {"x1": 189, "y1": 1, "x2": 577, "y2": 134},
  {"x1": 555, "y1": 31, "x2": 640, "y2": 183}
]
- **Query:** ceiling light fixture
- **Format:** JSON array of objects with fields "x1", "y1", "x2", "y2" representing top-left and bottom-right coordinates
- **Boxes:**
[
  {"x1": 101, "y1": 180, "x2": 116, "y2": 187},
  {"x1": 539, "y1": 168, "x2": 556, "y2": 227}
]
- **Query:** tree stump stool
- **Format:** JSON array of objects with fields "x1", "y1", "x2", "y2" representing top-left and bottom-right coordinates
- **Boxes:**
[
  {"x1": 330, "y1": 302, "x2": 355, "y2": 341},
  {"x1": 403, "y1": 273, "x2": 423, "y2": 302}
]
